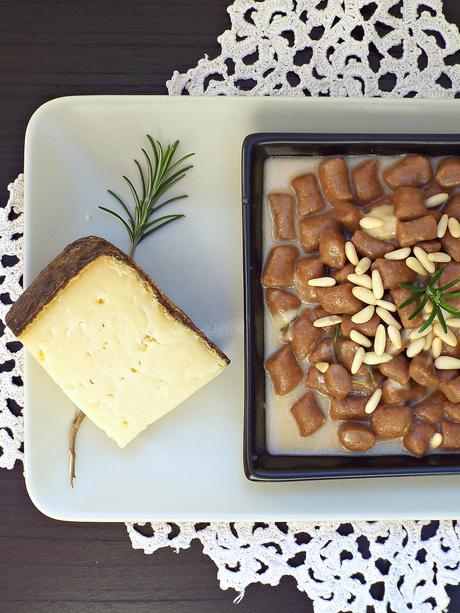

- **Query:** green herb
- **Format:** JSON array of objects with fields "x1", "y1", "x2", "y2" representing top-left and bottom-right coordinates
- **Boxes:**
[
  {"x1": 99, "y1": 136, "x2": 194, "y2": 258},
  {"x1": 367, "y1": 364, "x2": 376, "y2": 385},
  {"x1": 399, "y1": 265, "x2": 460, "y2": 334},
  {"x1": 333, "y1": 323, "x2": 341, "y2": 363}
]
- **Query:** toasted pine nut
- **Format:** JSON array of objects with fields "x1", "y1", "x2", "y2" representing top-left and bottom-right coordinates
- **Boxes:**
[
  {"x1": 313, "y1": 315, "x2": 343, "y2": 328},
  {"x1": 376, "y1": 307, "x2": 401, "y2": 329},
  {"x1": 413, "y1": 246, "x2": 435, "y2": 274},
  {"x1": 364, "y1": 389, "x2": 382, "y2": 415},
  {"x1": 376, "y1": 299, "x2": 397, "y2": 312},
  {"x1": 351, "y1": 346, "x2": 365, "y2": 375},
  {"x1": 446, "y1": 318, "x2": 460, "y2": 329},
  {"x1": 363, "y1": 352, "x2": 393, "y2": 365},
  {"x1": 387, "y1": 325, "x2": 402, "y2": 349},
  {"x1": 371, "y1": 269, "x2": 384, "y2": 300},
  {"x1": 427, "y1": 251, "x2": 451, "y2": 263},
  {"x1": 437, "y1": 214, "x2": 449, "y2": 239},
  {"x1": 434, "y1": 356, "x2": 460, "y2": 369},
  {"x1": 409, "y1": 325, "x2": 432, "y2": 341},
  {"x1": 350, "y1": 329, "x2": 372, "y2": 348},
  {"x1": 384, "y1": 247, "x2": 411, "y2": 260},
  {"x1": 308, "y1": 277, "x2": 336, "y2": 287},
  {"x1": 406, "y1": 256, "x2": 428, "y2": 276},
  {"x1": 345, "y1": 241, "x2": 359, "y2": 265},
  {"x1": 352, "y1": 305, "x2": 375, "y2": 324},
  {"x1": 355, "y1": 257, "x2": 371, "y2": 275},
  {"x1": 374, "y1": 324, "x2": 386, "y2": 356},
  {"x1": 425, "y1": 192, "x2": 449, "y2": 208},
  {"x1": 430, "y1": 433, "x2": 443, "y2": 450},
  {"x1": 315, "y1": 362, "x2": 330, "y2": 373},
  {"x1": 347, "y1": 273, "x2": 372, "y2": 289},
  {"x1": 360, "y1": 216, "x2": 384, "y2": 230},
  {"x1": 433, "y1": 322, "x2": 457, "y2": 347},
  {"x1": 352, "y1": 286, "x2": 377, "y2": 305},
  {"x1": 406, "y1": 337, "x2": 426, "y2": 358},
  {"x1": 431, "y1": 336, "x2": 442, "y2": 358},
  {"x1": 448, "y1": 217, "x2": 460, "y2": 238},
  {"x1": 424, "y1": 331, "x2": 433, "y2": 351}
]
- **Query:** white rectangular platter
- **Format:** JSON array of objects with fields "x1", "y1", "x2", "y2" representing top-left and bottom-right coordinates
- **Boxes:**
[{"x1": 24, "y1": 95, "x2": 460, "y2": 521}]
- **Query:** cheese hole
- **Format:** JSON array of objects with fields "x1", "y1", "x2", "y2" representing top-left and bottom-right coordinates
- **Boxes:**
[
  {"x1": 97, "y1": 298, "x2": 105, "y2": 304},
  {"x1": 107, "y1": 393, "x2": 114, "y2": 398},
  {"x1": 122, "y1": 420, "x2": 129, "y2": 427},
  {"x1": 89, "y1": 379, "x2": 95, "y2": 385},
  {"x1": 37, "y1": 349, "x2": 45, "y2": 362},
  {"x1": 131, "y1": 367, "x2": 138, "y2": 373}
]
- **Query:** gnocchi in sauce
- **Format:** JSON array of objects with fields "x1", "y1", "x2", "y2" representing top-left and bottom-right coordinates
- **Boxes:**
[{"x1": 263, "y1": 154, "x2": 460, "y2": 456}]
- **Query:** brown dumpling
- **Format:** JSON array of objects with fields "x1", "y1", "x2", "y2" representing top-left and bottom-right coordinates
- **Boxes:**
[
  {"x1": 290, "y1": 311, "x2": 323, "y2": 361},
  {"x1": 383, "y1": 155, "x2": 432, "y2": 189},
  {"x1": 299, "y1": 212, "x2": 339, "y2": 253},
  {"x1": 392, "y1": 187, "x2": 427, "y2": 221},
  {"x1": 371, "y1": 258, "x2": 415, "y2": 290},
  {"x1": 403, "y1": 421, "x2": 436, "y2": 457},
  {"x1": 435, "y1": 157, "x2": 460, "y2": 188},
  {"x1": 316, "y1": 282, "x2": 363, "y2": 315},
  {"x1": 414, "y1": 391, "x2": 446, "y2": 424},
  {"x1": 294, "y1": 257, "x2": 324, "y2": 303},
  {"x1": 371, "y1": 405, "x2": 413, "y2": 439},
  {"x1": 351, "y1": 159, "x2": 383, "y2": 205},
  {"x1": 262, "y1": 245, "x2": 299, "y2": 288},
  {"x1": 330, "y1": 396, "x2": 369, "y2": 420},
  {"x1": 324, "y1": 364, "x2": 352, "y2": 399},
  {"x1": 319, "y1": 228, "x2": 346, "y2": 269},
  {"x1": 290, "y1": 391, "x2": 325, "y2": 437},
  {"x1": 305, "y1": 365, "x2": 329, "y2": 395},
  {"x1": 268, "y1": 193, "x2": 297, "y2": 240},
  {"x1": 351, "y1": 230, "x2": 394, "y2": 259},
  {"x1": 291, "y1": 173, "x2": 325, "y2": 217},
  {"x1": 396, "y1": 215, "x2": 437, "y2": 248},
  {"x1": 318, "y1": 157, "x2": 353, "y2": 202},
  {"x1": 338, "y1": 422, "x2": 376, "y2": 452},
  {"x1": 265, "y1": 345, "x2": 303, "y2": 395},
  {"x1": 265, "y1": 288, "x2": 301, "y2": 326}
]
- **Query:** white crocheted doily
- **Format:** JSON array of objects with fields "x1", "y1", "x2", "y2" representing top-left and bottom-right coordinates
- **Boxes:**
[{"x1": 3, "y1": 1, "x2": 460, "y2": 611}]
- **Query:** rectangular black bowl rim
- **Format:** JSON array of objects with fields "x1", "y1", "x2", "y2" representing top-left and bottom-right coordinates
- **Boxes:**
[{"x1": 242, "y1": 131, "x2": 460, "y2": 482}]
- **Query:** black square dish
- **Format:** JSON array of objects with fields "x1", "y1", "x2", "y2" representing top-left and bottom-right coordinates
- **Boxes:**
[{"x1": 242, "y1": 132, "x2": 460, "y2": 481}]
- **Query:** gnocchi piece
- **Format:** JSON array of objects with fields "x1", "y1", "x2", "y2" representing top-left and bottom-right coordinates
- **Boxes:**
[{"x1": 268, "y1": 193, "x2": 297, "y2": 240}]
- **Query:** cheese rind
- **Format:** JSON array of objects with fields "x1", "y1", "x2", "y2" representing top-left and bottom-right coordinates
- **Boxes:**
[{"x1": 7, "y1": 237, "x2": 229, "y2": 447}]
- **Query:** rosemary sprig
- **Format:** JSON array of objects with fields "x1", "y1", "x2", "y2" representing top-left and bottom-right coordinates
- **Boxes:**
[
  {"x1": 99, "y1": 136, "x2": 194, "y2": 258},
  {"x1": 399, "y1": 265, "x2": 460, "y2": 334},
  {"x1": 333, "y1": 323, "x2": 341, "y2": 363}
]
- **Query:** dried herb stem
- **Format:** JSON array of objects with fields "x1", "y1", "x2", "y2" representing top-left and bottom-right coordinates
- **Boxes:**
[{"x1": 69, "y1": 410, "x2": 85, "y2": 488}]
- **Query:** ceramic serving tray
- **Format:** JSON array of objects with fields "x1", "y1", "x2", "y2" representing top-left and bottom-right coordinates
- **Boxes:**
[{"x1": 24, "y1": 95, "x2": 460, "y2": 520}]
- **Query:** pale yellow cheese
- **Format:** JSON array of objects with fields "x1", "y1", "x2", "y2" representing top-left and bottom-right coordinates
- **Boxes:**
[{"x1": 20, "y1": 255, "x2": 228, "y2": 447}]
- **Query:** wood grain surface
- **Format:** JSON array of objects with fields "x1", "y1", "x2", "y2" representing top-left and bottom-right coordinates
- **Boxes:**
[{"x1": 1, "y1": 1, "x2": 460, "y2": 611}]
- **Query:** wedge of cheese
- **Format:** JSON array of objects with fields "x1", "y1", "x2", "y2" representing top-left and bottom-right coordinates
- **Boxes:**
[{"x1": 6, "y1": 236, "x2": 229, "y2": 447}]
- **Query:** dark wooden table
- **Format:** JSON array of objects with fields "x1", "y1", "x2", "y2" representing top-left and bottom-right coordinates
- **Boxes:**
[{"x1": 2, "y1": 1, "x2": 460, "y2": 611}]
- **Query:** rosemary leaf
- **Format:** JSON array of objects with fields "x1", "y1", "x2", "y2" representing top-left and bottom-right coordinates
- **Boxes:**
[
  {"x1": 99, "y1": 136, "x2": 194, "y2": 258},
  {"x1": 367, "y1": 364, "x2": 376, "y2": 385},
  {"x1": 408, "y1": 294, "x2": 428, "y2": 320},
  {"x1": 398, "y1": 293, "x2": 422, "y2": 310},
  {"x1": 418, "y1": 305, "x2": 438, "y2": 333},
  {"x1": 428, "y1": 265, "x2": 445, "y2": 287},
  {"x1": 333, "y1": 323, "x2": 341, "y2": 364},
  {"x1": 437, "y1": 305, "x2": 448, "y2": 333},
  {"x1": 438, "y1": 278, "x2": 460, "y2": 292}
]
